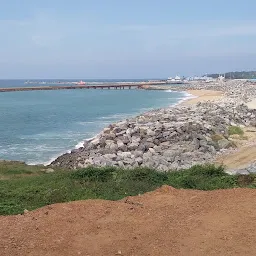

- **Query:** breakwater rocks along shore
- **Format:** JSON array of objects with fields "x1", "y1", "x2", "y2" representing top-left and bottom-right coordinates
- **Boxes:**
[{"x1": 51, "y1": 80, "x2": 256, "y2": 173}]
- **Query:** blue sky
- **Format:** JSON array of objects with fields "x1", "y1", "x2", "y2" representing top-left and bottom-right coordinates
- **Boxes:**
[{"x1": 1, "y1": 0, "x2": 256, "y2": 78}]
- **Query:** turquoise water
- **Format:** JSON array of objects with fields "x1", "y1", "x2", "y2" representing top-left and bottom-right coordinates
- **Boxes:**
[{"x1": 0, "y1": 80, "x2": 187, "y2": 164}]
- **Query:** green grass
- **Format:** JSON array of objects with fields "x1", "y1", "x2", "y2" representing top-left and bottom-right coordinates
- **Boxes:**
[
  {"x1": 0, "y1": 161, "x2": 43, "y2": 179},
  {"x1": 228, "y1": 126, "x2": 244, "y2": 136},
  {"x1": 0, "y1": 163, "x2": 255, "y2": 216}
]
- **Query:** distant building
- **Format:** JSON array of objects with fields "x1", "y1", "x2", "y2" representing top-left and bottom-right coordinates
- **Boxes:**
[{"x1": 218, "y1": 75, "x2": 225, "y2": 81}]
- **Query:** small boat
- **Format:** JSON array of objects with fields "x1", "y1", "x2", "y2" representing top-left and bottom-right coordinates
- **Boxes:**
[{"x1": 76, "y1": 80, "x2": 86, "y2": 85}]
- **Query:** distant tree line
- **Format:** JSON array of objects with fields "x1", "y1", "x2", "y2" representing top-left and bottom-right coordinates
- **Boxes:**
[{"x1": 206, "y1": 71, "x2": 256, "y2": 79}]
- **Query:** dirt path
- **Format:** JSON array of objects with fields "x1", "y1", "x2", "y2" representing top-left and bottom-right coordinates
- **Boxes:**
[
  {"x1": 215, "y1": 127, "x2": 256, "y2": 169},
  {"x1": 1, "y1": 186, "x2": 256, "y2": 256},
  {"x1": 216, "y1": 145, "x2": 256, "y2": 169}
]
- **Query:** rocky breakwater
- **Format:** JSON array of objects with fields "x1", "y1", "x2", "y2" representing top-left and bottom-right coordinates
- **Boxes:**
[
  {"x1": 51, "y1": 99, "x2": 256, "y2": 171},
  {"x1": 146, "y1": 79, "x2": 256, "y2": 103}
]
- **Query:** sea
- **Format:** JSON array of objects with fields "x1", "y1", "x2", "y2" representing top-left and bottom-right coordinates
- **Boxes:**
[{"x1": 0, "y1": 79, "x2": 190, "y2": 165}]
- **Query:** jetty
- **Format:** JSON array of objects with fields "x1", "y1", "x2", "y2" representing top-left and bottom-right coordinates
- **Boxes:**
[{"x1": 0, "y1": 81, "x2": 167, "y2": 93}]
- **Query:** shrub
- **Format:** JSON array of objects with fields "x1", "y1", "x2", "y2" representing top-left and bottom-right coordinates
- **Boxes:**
[
  {"x1": 125, "y1": 168, "x2": 168, "y2": 184},
  {"x1": 166, "y1": 164, "x2": 237, "y2": 190},
  {"x1": 71, "y1": 166, "x2": 115, "y2": 182}
]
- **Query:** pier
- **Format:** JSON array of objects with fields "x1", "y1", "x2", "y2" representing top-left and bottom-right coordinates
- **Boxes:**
[{"x1": 0, "y1": 81, "x2": 167, "y2": 93}]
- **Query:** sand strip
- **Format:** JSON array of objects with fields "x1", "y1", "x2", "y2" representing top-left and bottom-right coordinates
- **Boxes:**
[{"x1": 184, "y1": 90, "x2": 224, "y2": 105}]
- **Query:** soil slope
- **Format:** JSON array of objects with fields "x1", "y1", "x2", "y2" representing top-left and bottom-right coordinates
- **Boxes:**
[{"x1": 1, "y1": 186, "x2": 256, "y2": 256}]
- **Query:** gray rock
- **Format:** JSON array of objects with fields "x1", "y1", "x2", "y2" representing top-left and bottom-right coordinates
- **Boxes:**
[
  {"x1": 135, "y1": 157, "x2": 143, "y2": 164},
  {"x1": 117, "y1": 152, "x2": 132, "y2": 159},
  {"x1": 147, "y1": 129, "x2": 156, "y2": 136},
  {"x1": 118, "y1": 161, "x2": 125, "y2": 168},
  {"x1": 109, "y1": 143, "x2": 118, "y2": 151},
  {"x1": 103, "y1": 127, "x2": 111, "y2": 134},
  {"x1": 128, "y1": 143, "x2": 139, "y2": 151},
  {"x1": 134, "y1": 150, "x2": 143, "y2": 158},
  {"x1": 247, "y1": 163, "x2": 256, "y2": 173},
  {"x1": 131, "y1": 136, "x2": 141, "y2": 144},
  {"x1": 158, "y1": 164, "x2": 169, "y2": 172},
  {"x1": 45, "y1": 168, "x2": 55, "y2": 173},
  {"x1": 121, "y1": 136, "x2": 130, "y2": 145},
  {"x1": 235, "y1": 169, "x2": 250, "y2": 175},
  {"x1": 218, "y1": 139, "x2": 234, "y2": 149},
  {"x1": 90, "y1": 137, "x2": 100, "y2": 146},
  {"x1": 144, "y1": 142, "x2": 155, "y2": 150},
  {"x1": 104, "y1": 154, "x2": 117, "y2": 160},
  {"x1": 162, "y1": 131, "x2": 171, "y2": 137},
  {"x1": 116, "y1": 140, "x2": 126, "y2": 151}
]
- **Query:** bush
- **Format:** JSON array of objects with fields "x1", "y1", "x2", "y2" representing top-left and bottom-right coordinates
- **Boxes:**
[
  {"x1": 71, "y1": 166, "x2": 115, "y2": 182},
  {"x1": 166, "y1": 164, "x2": 237, "y2": 190},
  {"x1": 124, "y1": 168, "x2": 168, "y2": 184}
]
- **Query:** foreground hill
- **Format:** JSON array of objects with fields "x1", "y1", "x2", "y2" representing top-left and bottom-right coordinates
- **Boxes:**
[{"x1": 1, "y1": 186, "x2": 256, "y2": 256}]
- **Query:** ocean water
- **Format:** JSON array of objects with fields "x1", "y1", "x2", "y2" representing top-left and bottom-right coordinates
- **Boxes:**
[{"x1": 0, "y1": 80, "x2": 188, "y2": 165}]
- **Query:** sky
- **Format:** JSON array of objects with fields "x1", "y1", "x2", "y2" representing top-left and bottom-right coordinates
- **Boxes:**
[{"x1": 0, "y1": 0, "x2": 256, "y2": 79}]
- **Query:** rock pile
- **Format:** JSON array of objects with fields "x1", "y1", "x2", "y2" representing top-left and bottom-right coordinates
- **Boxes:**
[{"x1": 51, "y1": 95, "x2": 256, "y2": 171}]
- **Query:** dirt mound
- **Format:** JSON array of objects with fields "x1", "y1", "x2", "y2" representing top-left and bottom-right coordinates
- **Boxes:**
[{"x1": 1, "y1": 186, "x2": 256, "y2": 256}]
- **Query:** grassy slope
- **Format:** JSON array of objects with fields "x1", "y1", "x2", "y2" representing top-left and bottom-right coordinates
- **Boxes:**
[{"x1": 0, "y1": 162, "x2": 255, "y2": 215}]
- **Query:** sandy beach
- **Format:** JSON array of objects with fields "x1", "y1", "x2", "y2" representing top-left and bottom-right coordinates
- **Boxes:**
[{"x1": 184, "y1": 89, "x2": 224, "y2": 104}]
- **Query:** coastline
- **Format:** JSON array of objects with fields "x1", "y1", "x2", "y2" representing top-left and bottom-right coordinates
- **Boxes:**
[
  {"x1": 43, "y1": 90, "x2": 192, "y2": 166},
  {"x1": 2, "y1": 80, "x2": 255, "y2": 173},
  {"x1": 50, "y1": 79, "x2": 256, "y2": 173}
]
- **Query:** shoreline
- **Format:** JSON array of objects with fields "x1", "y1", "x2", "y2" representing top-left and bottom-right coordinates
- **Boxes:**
[
  {"x1": 42, "y1": 90, "x2": 194, "y2": 166},
  {"x1": 2, "y1": 80, "x2": 256, "y2": 173},
  {"x1": 49, "y1": 80, "x2": 256, "y2": 172}
]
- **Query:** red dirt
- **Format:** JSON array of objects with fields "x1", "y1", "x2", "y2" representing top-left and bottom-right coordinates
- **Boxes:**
[{"x1": 1, "y1": 186, "x2": 256, "y2": 256}]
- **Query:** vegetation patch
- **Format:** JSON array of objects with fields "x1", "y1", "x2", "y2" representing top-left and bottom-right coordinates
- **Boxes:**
[
  {"x1": 1, "y1": 162, "x2": 255, "y2": 216},
  {"x1": 228, "y1": 126, "x2": 244, "y2": 136},
  {"x1": 237, "y1": 175, "x2": 255, "y2": 186},
  {"x1": 0, "y1": 161, "x2": 43, "y2": 179}
]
